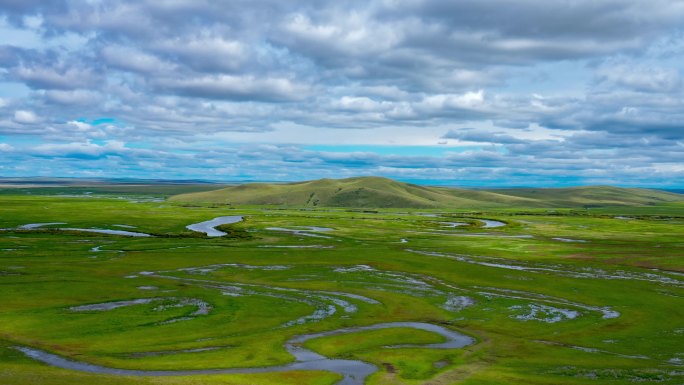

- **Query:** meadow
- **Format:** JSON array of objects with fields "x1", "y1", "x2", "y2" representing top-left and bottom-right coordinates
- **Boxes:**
[{"x1": 0, "y1": 190, "x2": 683, "y2": 384}]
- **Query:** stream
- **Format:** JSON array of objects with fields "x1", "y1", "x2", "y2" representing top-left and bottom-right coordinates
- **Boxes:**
[{"x1": 15, "y1": 321, "x2": 473, "y2": 385}]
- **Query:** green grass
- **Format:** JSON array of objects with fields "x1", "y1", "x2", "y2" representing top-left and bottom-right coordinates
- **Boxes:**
[{"x1": 0, "y1": 192, "x2": 682, "y2": 384}]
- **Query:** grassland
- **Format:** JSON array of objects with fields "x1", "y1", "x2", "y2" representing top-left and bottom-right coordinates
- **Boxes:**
[
  {"x1": 0, "y1": 186, "x2": 683, "y2": 384},
  {"x1": 169, "y1": 176, "x2": 682, "y2": 208}
]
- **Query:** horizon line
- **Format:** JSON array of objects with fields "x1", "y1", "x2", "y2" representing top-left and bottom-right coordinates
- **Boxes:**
[{"x1": 1, "y1": 176, "x2": 683, "y2": 191}]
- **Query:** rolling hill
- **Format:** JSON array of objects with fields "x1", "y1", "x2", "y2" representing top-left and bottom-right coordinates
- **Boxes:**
[{"x1": 169, "y1": 177, "x2": 684, "y2": 208}]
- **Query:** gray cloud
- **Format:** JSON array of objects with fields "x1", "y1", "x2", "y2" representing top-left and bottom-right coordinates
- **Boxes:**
[
  {"x1": 442, "y1": 129, "x2": 526, "y2": 144},
  {"x1": 13, "y1": 63, "x2": 102, "y2": 90},
  {"x1": 43, "y1": 89, "x2": 104, "y2": 105},
  {"x1": 0, "y1": 45, "x2": 22, "y2": 67},
  {"x1": 153, "y1": 74, "x2": 311, "y2": 102},
  {"x1": 595, "y1": 65, "x2": 682, "y2": 93}
]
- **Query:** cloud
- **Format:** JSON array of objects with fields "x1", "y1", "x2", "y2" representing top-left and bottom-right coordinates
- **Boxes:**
[
  {"x1": 442, "y1": 129, "x2": 526, "y2": 144},
  {"x1": 13, "y1": 63, "x2": 102, "y2": 90},
  {"x1": 101, "y1": 45, "x2": 176, "y2": 74},
  {"x1": 153, "y1": 74, "x2": 311, "y2": 101},
  {"x1": 332, "y1": 96, "x2": 394, "y2": 112},
  {"x1": 0, "y1": 45, "x2": 23, "y2": 67},
  {"x1": 153, "y1": 36, "x2": 246, "y2": 72},
  {"x1": 13, "y1": 109, "x2": 40, "y2": 124},
  {"x1": 66, "y1": 120, "x2": 91, "y2": 131},
  {"x1": 595, "y1": 64, "x2": 682, "y2": 93},
  {"x1": 0, "y1": 143, "x2": 13, "y2": 152},
  {"x1": 43, "y1": 89, "x2": 103, "y2": 105},
  {"x1": 32, "y1": 140, "x2": 126, "y2": 159},
  {"x1": 0, "y1": 1, "x2": 683, "y2": 185},
  {"x1": 278, "y1": 11, "x2": 402, "y2": 58}
]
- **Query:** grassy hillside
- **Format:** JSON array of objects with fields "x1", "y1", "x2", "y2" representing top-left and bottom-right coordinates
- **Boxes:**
[
  {"x1": 170, "y1": 177, "x2": 478, "y2": 208},
  {"x1": 169, "y1": 177, "x2": 684, "y2": 208},
  {"x1": 490, "y1": 186, "x2": 683, "y2": 207}
]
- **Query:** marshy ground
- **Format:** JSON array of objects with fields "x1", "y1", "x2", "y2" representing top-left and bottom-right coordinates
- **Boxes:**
[{"x1": 0, "y1": 194, "x2": 683, "y2": 384}]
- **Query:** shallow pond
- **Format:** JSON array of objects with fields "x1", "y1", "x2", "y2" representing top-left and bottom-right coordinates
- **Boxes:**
[
  {"x1": 477, "y1": 219, "x2": 506, "y2": 228},
  {"x1": 186, "y1": 216, "x2": 244, "y2": 237}
]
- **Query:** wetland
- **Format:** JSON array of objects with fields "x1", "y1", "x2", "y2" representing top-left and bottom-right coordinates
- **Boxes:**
[{"x1": 0, "y1": 192, "x2": 683, "y2": 385}]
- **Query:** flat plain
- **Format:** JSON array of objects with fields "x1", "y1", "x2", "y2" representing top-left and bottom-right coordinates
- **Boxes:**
[{"x1": 1, "y1": 182, "x2": 683, "y2": 384}]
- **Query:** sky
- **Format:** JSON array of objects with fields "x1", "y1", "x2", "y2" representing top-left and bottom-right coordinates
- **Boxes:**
[{"x1": 1, "y1": 0, "x2": 683, "y2": 187}]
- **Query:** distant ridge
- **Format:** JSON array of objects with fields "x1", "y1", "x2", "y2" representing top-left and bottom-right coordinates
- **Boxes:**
[
  {"x1": 0, "y1": 177, "x2": 217, "y2": 186},
  {"x1": 169, "y1": 176, "x2": 684, "y2": 208}
]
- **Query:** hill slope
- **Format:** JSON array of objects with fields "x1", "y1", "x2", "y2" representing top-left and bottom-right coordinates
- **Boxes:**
[
  {"x1": 488, "y1": 186, "x2": 683, "y2": 207},
  {"x1": 169, "y1": 177, "x2": 684, "y2": 208}
]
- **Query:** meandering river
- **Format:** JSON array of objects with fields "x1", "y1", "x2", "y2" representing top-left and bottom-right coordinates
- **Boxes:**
[{"x1": 15, "y1": 321, "x2": 474, "y2": 385}]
